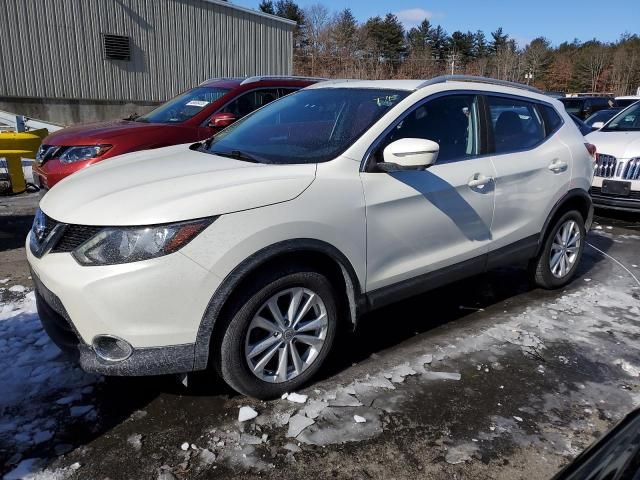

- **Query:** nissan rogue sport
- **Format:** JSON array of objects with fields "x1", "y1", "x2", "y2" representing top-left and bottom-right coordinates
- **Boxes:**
[{"x1": 27, "y1": 76, "x2": 595, "y2": 398}]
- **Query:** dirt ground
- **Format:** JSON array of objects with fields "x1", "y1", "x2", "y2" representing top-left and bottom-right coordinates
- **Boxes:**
[{"x1": 1, "y1": 192, "x2": 639, "y2": 480}]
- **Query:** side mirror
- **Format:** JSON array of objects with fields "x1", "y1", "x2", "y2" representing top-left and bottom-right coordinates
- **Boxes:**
[
  {"x1": 381, "y1": 138, "x2": 440, "y2": 170},
  {"x1": 591, "y1": 121, "x2": 605, "y2": 130},
  {"x1": 208, "y1": 112, "x2": 237, "y2": 129}
]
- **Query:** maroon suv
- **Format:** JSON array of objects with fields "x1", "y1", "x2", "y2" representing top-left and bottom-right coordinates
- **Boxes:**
[{"x1": 33, "y1": 76, "x2": 322, "y2": 189}]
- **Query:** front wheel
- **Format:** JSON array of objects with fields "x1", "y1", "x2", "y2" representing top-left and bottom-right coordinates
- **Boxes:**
[
  {"x1": 530, "y1": 210, "x2": 586, "y2": 289},
  {"x1": 214, "y1": 267, "x2": 338, "y2": 399}
]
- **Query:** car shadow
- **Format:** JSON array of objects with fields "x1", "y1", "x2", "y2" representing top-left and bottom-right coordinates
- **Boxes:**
[
  {"x1": 390, "y1": 169, "x2": 493, "y2": 241},
  {"x1": 0, "y1": 214, "x2": 33, "y2": 252}
]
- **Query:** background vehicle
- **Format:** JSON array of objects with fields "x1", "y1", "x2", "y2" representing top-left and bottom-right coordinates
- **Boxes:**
[
  {"x1": 559, "y1": 96, "x2": 615, "y2": 120},
  {"x1": 585, "y1": 108, "x2": 621, "y2": 129},
  {"x1": 31, "y1": 76, "x2": 323, "y2": 189},
  {"x1": 587, "y1": 101, "x2": 640, "y2": 212},
  {"x1": 614, "y1": 95, "x2": 640, "y2": 108},
  {"x1": 28, "y1": 76, "x2": 594, "y2": 398}
]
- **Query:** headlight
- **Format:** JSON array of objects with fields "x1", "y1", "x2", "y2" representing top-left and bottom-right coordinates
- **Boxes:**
[
  {"x1": 59, "y1": 145, "x2": 112, "y2": 164},
  {"x1": 72, "y1": 218, "x2": 215, "y2": 266}
]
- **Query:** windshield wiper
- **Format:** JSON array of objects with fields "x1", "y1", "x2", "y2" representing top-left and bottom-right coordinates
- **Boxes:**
[{"x1": 210, "y1": 150, "x2": 262, "y2": 163}]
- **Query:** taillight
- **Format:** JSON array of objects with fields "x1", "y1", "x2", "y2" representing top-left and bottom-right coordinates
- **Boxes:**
[{"x1": 585, "y1": 143, "x2": 597, "y2": 163}]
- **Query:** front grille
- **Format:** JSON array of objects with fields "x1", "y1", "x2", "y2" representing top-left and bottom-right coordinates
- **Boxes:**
[
  {"x1": 42, "y1": 213, "x2": 59, "y2": 239},
  {"x1": 590, "y1": 186, "x2": 640, "y2": 200},
  {"x1": 622, "y1": 158, "x2": 640, "y2": 180},
  {"x1": 51, "y1": 225, "x2": 103, "y2": 253},
  {"x1": 594, "y1": 153, "x2": 617, "y2": 178},
  {"x1": 33, "y1": 214, "x2": 102, "y2": 254}
]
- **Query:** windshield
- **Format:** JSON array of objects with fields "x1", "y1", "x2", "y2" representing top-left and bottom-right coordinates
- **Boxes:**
[
  {"x1": 137, "y1": 87, "x2": 230, "y2": 124},
  {"x1": 585, "y1": 110, "x2": 617, "y2": 127},
  {"x1": 206, "y1": 88, "x2": 409, "y2": 164},
  {"x1": 602, "y1": 103, "x2": 640, "y2": 131}
]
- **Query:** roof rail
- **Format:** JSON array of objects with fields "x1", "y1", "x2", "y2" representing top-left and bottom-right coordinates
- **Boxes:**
[
  {"x1": 199, "y1": 77, "x2": 244, "y2": 85},
  {"x1": 417, "y1": 75, "x2": 542, "y2": 94},
  {"x1": 240, "y1": 75, "x2": 328, "y2": 85}
]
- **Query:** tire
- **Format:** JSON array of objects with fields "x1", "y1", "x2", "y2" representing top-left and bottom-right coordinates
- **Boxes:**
[
  {"x1": 530, "y1": 210, "x2": 586, "y2": 289},
  {"x1": 213, "y1": 265, "x2": 338, "y2": 399}
]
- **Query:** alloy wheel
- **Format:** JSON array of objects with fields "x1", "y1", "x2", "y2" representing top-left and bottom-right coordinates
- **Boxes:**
[
  {"x1": 244, "y1": 287, "x2": 328, "y2": 383},
  {"x1": 549, "y1": 219, "x2": 581, "y2": 278}
]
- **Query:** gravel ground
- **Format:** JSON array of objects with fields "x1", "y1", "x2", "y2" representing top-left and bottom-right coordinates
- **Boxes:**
[{"x1": 1, "y1": 192, "x2": 639, "y2": 480}]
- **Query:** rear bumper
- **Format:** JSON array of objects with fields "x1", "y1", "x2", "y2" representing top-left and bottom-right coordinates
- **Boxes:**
[{"x1": 33, "y1": 270, "x2": 197, "y2": 376}]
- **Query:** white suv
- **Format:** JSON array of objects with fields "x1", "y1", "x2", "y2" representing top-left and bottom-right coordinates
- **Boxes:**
[
  {"x1": 27, "y1": 76, "x2": 594, "y2": 398},
  {"x1": 587, "y1": 101, "x2": 640, "y2": 212}
]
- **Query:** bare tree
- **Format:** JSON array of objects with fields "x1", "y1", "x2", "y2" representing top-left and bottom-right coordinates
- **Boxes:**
[{"x1": 578, "y1": 42, "x2": 610, "y2": 92}]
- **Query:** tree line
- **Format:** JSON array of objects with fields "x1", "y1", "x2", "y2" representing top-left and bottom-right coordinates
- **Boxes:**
[{"x1": 258, "y1": 0, "x2": 640, "y2": 95}]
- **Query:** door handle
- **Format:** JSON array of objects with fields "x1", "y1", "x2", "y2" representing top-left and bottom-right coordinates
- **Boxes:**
[
  {"x1": 468, "y1": 173, "x2": 493, "y2": 188},
  {"x1": 548, "y1": 160, "x2": 568, "y2": 173}
]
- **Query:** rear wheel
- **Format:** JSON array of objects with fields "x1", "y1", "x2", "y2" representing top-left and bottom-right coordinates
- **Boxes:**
[
  {"x1": 530, "y1": 210, "x2": 586, "y2": 289},
  {"x1": 214, "y1": 266, "x2": 338, "y2": 398}
]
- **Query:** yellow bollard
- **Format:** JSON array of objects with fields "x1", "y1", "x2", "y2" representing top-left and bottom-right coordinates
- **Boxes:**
[{"x1": 0, "y1": 128, "x2": 48, "y2": 194}]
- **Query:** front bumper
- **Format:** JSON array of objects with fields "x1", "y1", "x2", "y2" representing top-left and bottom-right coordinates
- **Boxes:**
[
  {"x1": 27, "y1": 232, "x2": 222, "y2": 375},
  {"x1": 590, "y1": 188, "x2": 640, "y2": 212}
]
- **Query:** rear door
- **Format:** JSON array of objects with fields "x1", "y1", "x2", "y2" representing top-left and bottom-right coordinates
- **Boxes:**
[{"x1": 486, "y1": 95, "x2": 571, "y2": 266}]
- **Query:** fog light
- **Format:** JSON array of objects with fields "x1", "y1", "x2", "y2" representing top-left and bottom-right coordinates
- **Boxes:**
[{"x1": 92, "y1": 335, "x2": 133, "y2": 362}]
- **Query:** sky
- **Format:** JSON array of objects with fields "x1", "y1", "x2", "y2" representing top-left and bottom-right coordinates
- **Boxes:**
[{"x1": 232, "y1": 0, "x2": 640, "y2": 47}]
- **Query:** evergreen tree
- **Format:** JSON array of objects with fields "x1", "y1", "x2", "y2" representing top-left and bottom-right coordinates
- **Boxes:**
[
  {"x1": 491, "y1": 27, "x2": 509, "y2": 54},
  {"x1": 258, "y1": 0, "x2": 274, "y2": 14},
  {"x1": 407, "y1": 19, "x2": 432, "y2": 56},
  {"x1": 332, "y1": 8, "x2": 358, "y2": 55}
]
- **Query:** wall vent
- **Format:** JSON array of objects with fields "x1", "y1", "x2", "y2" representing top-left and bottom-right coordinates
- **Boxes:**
[{"x1": 102, "y1": 34, "x2": 131, "y2": 61}]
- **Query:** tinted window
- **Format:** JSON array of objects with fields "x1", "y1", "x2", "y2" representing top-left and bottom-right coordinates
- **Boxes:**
[
  {"x1": 137, "y1": 87, "x2": 230, "y2": 124},
  {"x1": 206, "y1": 88, "x2": 409, "y2": 164},
  {"x1": 372, "y1": 94, "x2": 480, "y2": 164},
  {"x1": 541, "y1": 105, "x2": 563, "y2": 135},
  {"x1": 616, "y1": 98, "x2": 639, "y2": 108},
  {"x1": 221, "y1": 89, "x2": 280, "y2": 118},
  {"x1": 488, "y1": 96, "x2": 545, "y2": 153}
]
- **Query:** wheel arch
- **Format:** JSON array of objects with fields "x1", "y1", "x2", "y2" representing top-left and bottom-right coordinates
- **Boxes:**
[
  {"x1": 536, "y1": 188, "x2": 593, "y2": 257},
  {"x1": 192, "y1": 239, "x2": 363, "y2": 370}
]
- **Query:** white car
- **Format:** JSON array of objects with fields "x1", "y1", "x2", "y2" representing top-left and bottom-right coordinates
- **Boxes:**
[
  {"x1": 27, "y1": 76, "x2": 594, "y2": 398},
  {"x1": 587, "y1": 101, "x2": 640, "y2": 212},
  {"x1": 615, "y1": 95, "x2": 640, "y2": 109}
]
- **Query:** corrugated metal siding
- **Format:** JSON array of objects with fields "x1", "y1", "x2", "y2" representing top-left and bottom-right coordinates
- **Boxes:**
[{"x1": 0, "y1": 0, "x2": 293, "y2": 102}]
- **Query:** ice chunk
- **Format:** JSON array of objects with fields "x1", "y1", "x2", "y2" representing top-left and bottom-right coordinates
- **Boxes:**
[
  {"x1": 287, "y1": 414, "x2": 315, "y2": 438},
  {"x1": 513, "y1": 416, "x2": 523, "y2": 422},
  {"x1": 422, "y1": 371, "x2": 462, "y2": 381},
  {"x1": 238, "y1": 406, "x2": 258, "y2": 422},
  {"x1": 353, "y1": 415, "x2": 366, "y2": 423},
  {"x1": 180, "y1": 442, "x2": 189, "y2": 451},
  {"x1": 284, "y1": 442, "x2": 301, "y2": 453},
  {"x1": 445, "y1": 443, "x2": 478, "y2": 464},
  {"x1": 32, "y1": 430, "x2": 53, "y2": 444},
  {"x1": 3, "y1": 458, "x2": 43, "y2": 480},
  {"x1": 199, "y1": 449, "x2": 216, "y2": 465},
  {"x1": 329, "y1": 392, "x2": 362, "y2": 407},
  {"x1": 128, "y1": 434, "x2": 143, "y2": 450},
  {"x1": 615, "y1": 359, "x2": 640, "y2": 377},
  {"x1": 8, "y1": 285, "x2": 26, "y2": 293},
  {"x1": 286, "y1": 392, "x2": 308, "y2": 404}
]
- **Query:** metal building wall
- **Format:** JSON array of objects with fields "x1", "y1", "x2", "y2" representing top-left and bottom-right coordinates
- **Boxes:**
[{"x1": 0, "y1": 0, "x2": 294, "y2": 103}]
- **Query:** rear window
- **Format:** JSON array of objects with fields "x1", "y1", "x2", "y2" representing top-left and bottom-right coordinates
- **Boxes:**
[{"x1": 488, "y1": 96, "x2": 545, "y2": 153}]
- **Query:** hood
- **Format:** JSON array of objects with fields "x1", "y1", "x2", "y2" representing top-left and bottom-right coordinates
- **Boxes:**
[
  {"x1": 44, "y1": 120, "x2": 170, "y2": 145},
  {"x1": 586, "y1": 130, "x2": 640, "y2": 159},
  {"x1": 40, "y1": 144, "x2": 316, "y2": 226}
]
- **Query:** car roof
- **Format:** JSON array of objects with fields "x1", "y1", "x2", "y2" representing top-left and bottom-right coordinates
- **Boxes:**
[
  {"x1": 306, "y1": 79, "x2": 425, "y2": 91},
  {"x1": 615, "y1": 95, "x2": 640, "y2": 100}
]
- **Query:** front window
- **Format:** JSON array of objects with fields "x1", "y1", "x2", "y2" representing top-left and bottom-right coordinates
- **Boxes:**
[
  {"x1": 137, "y1": 87, "x2": 230, "y2": 124},
  {"x1": 205, "y1": 88, "x2": 409, "y2": 164},
  {"x1": 602, "y1": 103, "x2": 640, "y2": 131}
]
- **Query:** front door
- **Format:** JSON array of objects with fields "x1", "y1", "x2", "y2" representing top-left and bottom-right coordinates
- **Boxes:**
[{"x1": 361, "y1": 94, "x2": 496, "y2": 296}]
